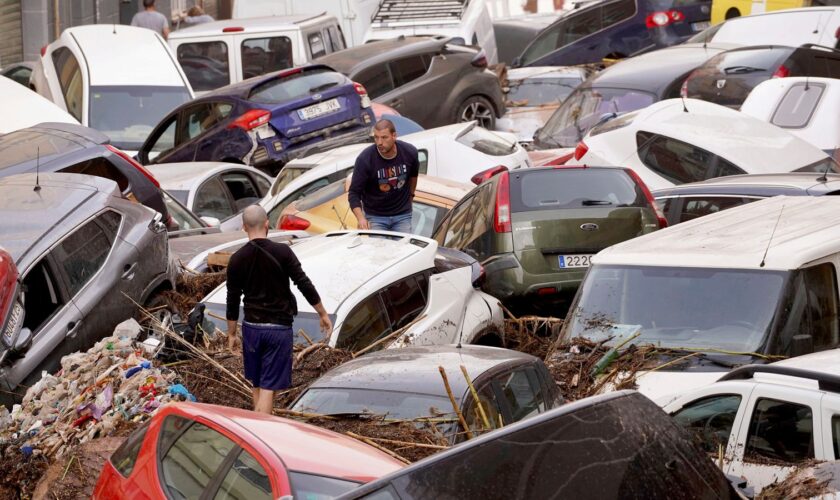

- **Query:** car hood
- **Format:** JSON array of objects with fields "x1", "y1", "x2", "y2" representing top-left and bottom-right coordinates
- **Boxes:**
[{"x1": 636, "y1": 370, "x2": 726, "y2": 406}]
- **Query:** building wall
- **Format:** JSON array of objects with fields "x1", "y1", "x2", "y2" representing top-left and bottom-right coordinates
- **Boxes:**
[{"x1": 0, "y1": 0, "x2": 23, "y2": 65}]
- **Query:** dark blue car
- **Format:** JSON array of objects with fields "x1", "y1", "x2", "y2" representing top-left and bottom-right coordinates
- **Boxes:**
[
  {"x1": 513, "y1": 0, "x2": 711, "y2": 67},
  {"x1": 137, "y1": 64, "x2": 375, "y2": 175}
]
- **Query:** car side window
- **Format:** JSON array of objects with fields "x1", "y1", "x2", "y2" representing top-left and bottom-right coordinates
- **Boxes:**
[
  {"x1": 412, "y1": 202, "x2": 447, "y2": 237},
  {"x1": 714, "y1": 157, "x2": 745, "y2": 178},
  {"x1": 561, "y1": 7, "x2": 602, "y2": 47},
  {"x1": 181, "y1": 103, "x2": 225, "y2": 142},
  {"x1": 380, "y1": 274, "x2": 427, "y2": 330},
  {"x1": 497, "y1": 368, "x2": 542, "y2": 422},
  {"x1": 195, "y1": 177, "x2": 236, "y2": 220},
  {"x1": 679, "y1": 196, "x2": 755, "y2": 223},
  {"x1": 213, "y1": 449, "x2": 272, "y2": 500},
  {"x1": 442, "y1": 195, "x2": 476, "y2": 249},
  {"x1": 355, "y1": 65, "x2": 395, "y2": 99},
  {"x1": 253, "y1": 174, "x2": 271, "y2": 196},
  {"x1": 160, "y1": 419, "x2": 237, "y2": 499},
  {"x1": 638, "y1": 132, "x2": 714, "y2": 185},
  {"x1": 520, "y1": 22, "x2": 563, "y2": 65},
  {"x1": 177, "y1": 41, "x2": 231, "y2": 92},
  {"x1": 601, "y1": 0, "x2": 635, "y2": 26},
  {"x1": 328, "y1": 26, "x2": 345, "y2": 50},
  {"x1": 21, "y1": 258, "x2": 66, "y2": 334},
  {"x1": 745, "y1": 398, "x2": 814, "y2": 463},
  {"x1": 51, "y1": 47, "x2": 84, "y2": 122},
  {"x1": 389, "y1": 56, "x2": 429, "y2": 87},
  {"x1": 418, "y1": 149, "x2": 428, "y2": 175},
  {"x1": 460, "y1": 184, "x2": 495, "y2": 261},
  {"x1": 54, "y1": 213, "x2": 120, "y2": 296},
  {"x1": 464, "y1": 385, "x2": 503, "y2": 434},
  {"x1": 336, "y1": 294, "x2": 391, "y2": 351},
  {"x1": 147, "y1": 115, "x2": 178, "y2": 159},
  {"x1": 802, "y1": 263, "x2": 840, "y2": 349},
  {"x1": 242, "y1": 37, "x2": 293, "y2": 79},
  {"x1": 671, "y1": 394, "x2": 741, "y2": 453},
  {"x1": 832, "y1": 415, "x2": 840, "y2": 459},
  {"x1": 267, "y1": 178, "x2": 331, "y2": 228},
  {"x1": 222, "y1": 172, "x2": 262, "y2": 212},
  {"x1": 308, "y1": 32, "x2": 327, "y2": 58}
]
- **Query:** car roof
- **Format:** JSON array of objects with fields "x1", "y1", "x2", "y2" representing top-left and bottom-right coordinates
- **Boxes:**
[
  {"x1": 415, "y1": 175, "x2": 472, "y2": 201},
  {"x1": 169, "y1": 13, "x2": 331, "y2": 38},
  {"x1": 507, "y1": 66, "x2": 587, "y2": 80},
  {"x1": 594, "y1": 195, "x2": 840, "y2": 270},
  {"x1": 0, "y1": 79, "x2": 79, "y2": 133},
  {"x1": 316, "y1": 36, "x2": 447, "y2": 74},
  {"x1": 148, "y1": 162, "x2": 267, "y2": 192},
  {"x1": 169, "y1": 402, "x2": 404, "y2": 480},
  {"x1": 653, "y1": 173, "x2": 840, "y2": 197},
  {"x1": 772, "y1": 349, "x2": 840, "y2": 377},
  {"x1": 63, "y1": 25, "x2": 187, "y2": 87},
  {"x1": 306, "y1": 345, "x2": 538, "y2": 401},
  {"x1": 0, "y1": 173, "x2": 120, "y2": 265}
]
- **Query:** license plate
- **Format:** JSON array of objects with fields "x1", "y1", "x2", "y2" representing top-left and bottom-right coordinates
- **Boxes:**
[
  {"x1": 691, "y1": 21, "x2": 711, "y2": 31},
  {"x1": 297, "y1": 98, "x2": 341, "y2": 120},
  {"x1": 559, "y1": 254, "x2": 593, "y2": 268}
]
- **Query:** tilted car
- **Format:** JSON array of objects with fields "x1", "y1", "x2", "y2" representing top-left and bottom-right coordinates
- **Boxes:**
[
  {"x1": 137, "y1": 64, "x2": 375, "y2": 175},
  {"x1": 291, "y1": 345, "x2": 563, "y2": 442},
  {"x1": 431, "y1": 165, "x2": 666, "y2": 316},
  {"x1": 201, "y1": 231, "x2": 504, "y2": 349},
  {"x1": 170, "y1": 231, "x2": 309, "y2": 273},
  {"x1": 93, "y1": 402, "x2": 404, "y2": 499},
  {"x1": 0, "y1": 173, "x2": 173, "y2": 406},
  {"x1": 0, "y1": 76, "x2": 77, "y2": 134},
  {"x1": 1, "y1": 62, "x2": 33, "y2": 87},
  {"x1": 688, "y1": 7, "x2": 840, "y2": 48}
]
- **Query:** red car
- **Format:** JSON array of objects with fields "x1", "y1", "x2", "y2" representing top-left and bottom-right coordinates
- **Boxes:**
[{"x1": 93, "y1": 402, "x2": 404, "y2": 499}]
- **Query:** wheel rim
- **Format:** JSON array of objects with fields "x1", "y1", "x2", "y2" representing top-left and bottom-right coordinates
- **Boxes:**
[{"x1": 461, "y1": 101, "x2": 493, "y2": 128}]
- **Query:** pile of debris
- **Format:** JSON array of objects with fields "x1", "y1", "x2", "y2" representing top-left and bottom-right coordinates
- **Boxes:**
[
  {"x1": 757, "y1": 462, "x2": 838, "y2": 499},
  {"x1": 500, "y1": 315, "x2": 563, "y2": 359},
  {"x1": 160, "y1": 270, "x2": 226, "y2": 317}
]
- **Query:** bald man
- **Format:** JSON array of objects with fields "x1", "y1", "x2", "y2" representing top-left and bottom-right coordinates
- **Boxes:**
[{"x1": 226, "y1": 205, "x2": 332, "y2": 414}]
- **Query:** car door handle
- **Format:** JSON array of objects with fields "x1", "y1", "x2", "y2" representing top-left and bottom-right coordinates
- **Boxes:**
[
  {"x1": 122, "y1": 263, "x2": 137, "y2": 280},
  {"x1": 67, "y1": 320, "x2": 82, "y2": 338}
]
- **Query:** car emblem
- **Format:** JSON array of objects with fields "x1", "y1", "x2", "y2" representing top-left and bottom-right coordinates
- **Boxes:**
[
  {"x1": 716, "y1": 79, "x2": 726, "y2": 89},
  {"x1": 701, "y1": 5, "x2": 709, "y2": 13},
  {"x1": 312, "y1": 93, "x2": 322, "y2": 101},
  {"x1": 580, "y1": 223, "x2": 599, "y2": 231}
]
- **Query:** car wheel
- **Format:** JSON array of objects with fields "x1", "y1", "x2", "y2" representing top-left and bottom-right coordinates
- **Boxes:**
[
  {"x1": 456, "y1": 96, "x2": 496, "y2": 129},
  {"x1": 725, "y1": 7, "x2": 740, "y2": 19}
]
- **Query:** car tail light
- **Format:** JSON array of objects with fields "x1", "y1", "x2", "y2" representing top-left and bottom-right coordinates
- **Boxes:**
[
  {"x1": 106, "y1": 145, "x2": 160, "y2": 188},
  {"x1": 228, "y1": 109, "x2": 271, "y2": 131},
  {"x1": 0, "y1": 249, "x2": 20, "y2": 346},
  {"x1": 625, "y1": 168, "x2": 668, "y2": 228},
  {"x1": 772, "y1": 65, "x2": 790, "y2": 79},
  {"x1": 353, "y1": 82, "x2": 372, "y2": 108},
  {"x1": 645, "y1": 10, "x2": 683, "y2": 28},
  {"x1": 573, "y1": 141, "x2": 589, "y2": 161},
  {"x1": 836, "y1": 26, "x2": 840, "y2": 39},
  {"x1": 279, "y1": 214, "x2": 311, "y2": 231},
  {"x1": 222, "y1": 26, "x2": 244, "y2": 32},
  {"x1": 471, "y1": 50, "x2": 488, "y2": 68},
  {"x1": 471, "y1": 165, "x2": 508, "y2": 185},
  {"x1": 40, "y1": 45, "x2": 47, "y2": 57},
  {"x1": 537, "y1": 287, "x2": 557, "y2": 295},
  {"x1": 494, "y1": 172, "x2": 511, "y2": 233}
]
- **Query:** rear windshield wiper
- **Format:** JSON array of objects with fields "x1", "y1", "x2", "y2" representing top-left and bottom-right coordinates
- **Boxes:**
[
  {"x1": 581, "y1": 199, "x2": 613, "y2": 206},
  {"x1": 723, "y1": 65, "x2": 765, "y2": 74},
  {"x1": 309, "y1": 82, "x2": 339, "y2": 93}
]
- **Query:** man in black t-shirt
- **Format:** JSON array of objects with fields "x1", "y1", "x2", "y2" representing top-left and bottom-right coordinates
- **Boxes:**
[
  {"x1": 349, "y1": 119, "x2": 420, "y2": 233},
  {"x1": 226, "y1": 205, "x2": 332, "y2": 414}
]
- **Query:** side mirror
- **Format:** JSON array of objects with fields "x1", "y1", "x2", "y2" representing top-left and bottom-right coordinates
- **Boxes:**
[
  {"x1": 512, "y1": 56, "x2": 522, "y2": 68},
  {"x1": 13, "y1": 327, "x2": 32, "y2": 353},
  {"x1": 201, "y1": 216, "x2": 221, "y2": 227},
  {"x1": 791, "y1": 334, "x2": 814, "y2": 357}
]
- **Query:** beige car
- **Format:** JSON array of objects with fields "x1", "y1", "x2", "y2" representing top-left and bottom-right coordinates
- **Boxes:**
[{"x1": 277, "y1": 174, "x2": 471, "y2": 236}]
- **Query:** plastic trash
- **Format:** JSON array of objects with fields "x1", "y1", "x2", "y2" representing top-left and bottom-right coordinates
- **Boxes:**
[{"x1": 168, "y1": 384, "x2": 197, "y2": 402}]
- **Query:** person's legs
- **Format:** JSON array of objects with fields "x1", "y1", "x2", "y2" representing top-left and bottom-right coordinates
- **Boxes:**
[
  {"x1": 255, "y1": 389, "x2": 274, "y2": 414},
  {"x1": 367, "y1": 214, "x2": 390, "y2": 231},
  {"x1": 256, "y1": 325, "x2": 294, "y2": 414},
  {"x1": 252, "y1": 388, "x2": 261, "y2": 409},
  {"x1": 241, "y1": 322, "x2": 262, "y2": 410},
  {"x1": 391, "y1": 212, "x2": 413, "y2": 234}
]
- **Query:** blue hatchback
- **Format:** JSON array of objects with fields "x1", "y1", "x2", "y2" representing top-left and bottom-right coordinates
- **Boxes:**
[{"x1": 137, "y1": 65, "x2": 375, "y2": 175}]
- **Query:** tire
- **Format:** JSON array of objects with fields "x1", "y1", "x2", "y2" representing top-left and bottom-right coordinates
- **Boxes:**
[
  {"x1": 136, "y1": 293, "x2": 176, "y2": 340},
  {"x1": 725, "y1": 8, "x2": 740, "y2": 19},
  {"x1": 456, "y1": 96, "x2": 496, "y2": 129}
]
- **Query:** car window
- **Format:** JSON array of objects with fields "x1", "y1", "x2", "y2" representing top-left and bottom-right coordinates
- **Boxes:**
[
  {"x1": 832, "y1": 415, "x2": 840, "y2": 459},
  {"x1": 61, "y1": 157, "x2": 130, "y2": 193},
  {"x1": 460, "y1": 183, "x2": 495, "y2": 260},
  {"x1": 418, "y1": 149, "x2": 428, "y2": 175},
  {"x1": 111, "y1": 422, "x2": 150, "y2": 477},
  {"x1": 802, "y1": 263, "x2": 840, "y2": 349},
  {"x1": 327, "y1": 26, "x2": 345, "y2": 51},
  {"x1": 497, "y1": 368, "x2": 542, "y2": 422},
  {"x1": 507, "y1": 77, "x2": 582, "y2": 106},
  {"x1": 714, "y1": 157, "x2": 745, "y2": 178},
  {"x1": 512, "y1": 168, "x2": 648, "y2": 212},
  {"x1": 222, "y1": 172, "x2": 262, "y2": 212},
  {"x1": 390, "y1": 56, "x2": 429, "y2": 87},
  {"x1": 161, "y1": 420, "x2": 237, "y2": 499},
  {"x1": 601, "y1": 0, "x2": 635, "y2": 25},
  {"x1": 177, "y1": 41, "x2": 231, "y2": 92},
  {"x1": 336, "y1": 294, "x2": 391, "y2": 351},
  {"x1": 147, "y1": 115, "x2": 178, "y2": 159},
  {"x1": 638, "y1": 132, "x2": 715, "y2": 185},
  {"x1": 267, "y1": 178, "x2": 331, "y2": 228},
  {"x1": 7, "y1": 66, "x2": 31, "y2": 86},
  {"x1": 51, "y1": 47, "x2": 84, "y2": 122},
  {"x1": 195, "y1": 177, "x2": 236, "y2": 220},
  {"x1": 520, "y1": 22, "x2": 563, "y2": 65},
  {"x1": 464, "y1": 385, "x2": 503, "y2": 433},
  {"x1": 561, "y1": 7, "x2": 602, "y2": 47},
  {"x1": 771, "y1": 82, "x2": 825, "y2": 129},
  {"x1": 21, "y1": 258, "x2": 66, "y2": 334},
  {"x1": 380, "y1": 274, "x2": 427, "y2": 330},
  {"x1": 54, "y1": 213, "x2": 119, "y2": 296},
  {"x1": 253, "y1": 174, "x2": 271, "y2": 196},
  {"x1": 442, "y1": 194, "x2": 476, "y2": 249},
  {"x1": 249, "y1": 69, "x2": 345, "y2": 103},
  {"x1": 289, "y1": 472, "x2": 359, "y2": 499},
  {"x1": 456, "y1": 127, "x2": 516, "y2": 156},
  {"x1": 242, "y1": 37, "x2": 293, "y2": 79},
  {"x1": 181, "y1": 103, "x2": 223, "y2": 142},
  {"x1": 213, "y1": 449, "x2": 272, "y2": 500},
  {"x1": 163, "y1": 190, "x2": 206, "y2": 230},
  {"x1": 355, "y1": 65, "x2": 395, "y2": 99},
  {"x1": 745, "y1": 398, "x2": 814, "y2": 463},
  {"x1": 308, "y1": 32, "x2": 327, "y2": 58},
  {"x1": 671, "y1": 394, "x2": 741, "y2": 453},
  {"x1": 272, "y1": 166, "x2": 312, "y2": 195},
  {"x1": 679, "y1": 196, "x2": 757, "y2": 223},
  {"x1": 412, "y1": 202, "x2": 447, "y2": 237}
]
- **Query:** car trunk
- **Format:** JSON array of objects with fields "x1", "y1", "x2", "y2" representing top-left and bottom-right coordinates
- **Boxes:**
[
  {"x1": 668, "y1": 0, "x2": 712, "y2": 38},
  {"x1": 686, "y1": 47, "x2": 791, "y2": 107}
]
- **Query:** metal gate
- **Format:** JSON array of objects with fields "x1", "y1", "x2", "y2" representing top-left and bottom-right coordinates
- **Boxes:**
[{"x1": 0, "y1": 0, "x2": 22, "y2": 66}]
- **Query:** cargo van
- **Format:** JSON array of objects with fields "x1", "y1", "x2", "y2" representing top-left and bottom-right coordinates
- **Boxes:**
[
  {"x1": 560, "y1": 195, "x2": 840, "y2": 402},
  {"x1": 169, "y1": 14, "x2": 345, "y2": 94}
]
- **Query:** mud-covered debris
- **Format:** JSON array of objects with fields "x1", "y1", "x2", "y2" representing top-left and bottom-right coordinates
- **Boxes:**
[
  {"x1": 757, "y1": 461, "x2": 836, "y2": 499},
  {"x1": 500, "y1": 316, "x2": 563, "y2": 359},
  {"x1": 160, "y1": 270, "x2": 226, "y2": 317}
]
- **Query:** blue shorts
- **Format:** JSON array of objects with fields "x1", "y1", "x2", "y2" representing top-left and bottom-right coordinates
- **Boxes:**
[{"x1": 242, "y1": 321, "x2": 293, "y2": 391}]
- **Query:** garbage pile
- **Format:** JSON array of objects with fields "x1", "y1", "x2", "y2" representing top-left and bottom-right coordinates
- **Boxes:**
[{"x1": 757, "y1": 462, "x2": 837, "y2": 499}]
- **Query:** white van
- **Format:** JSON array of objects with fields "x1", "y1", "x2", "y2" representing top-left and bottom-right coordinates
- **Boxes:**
[
  {"x1": 363, "y1": 0, "x2": 499, "y2": 64},
  {"x1": 169, "y1": 14, "x2": 345, "y2": 95},
  {"x1": 560, "y1": 195, "x2": 840, "y2": 402},
  {"x1": 228, "y1": 0, "x2": 381, "y2": 47}
]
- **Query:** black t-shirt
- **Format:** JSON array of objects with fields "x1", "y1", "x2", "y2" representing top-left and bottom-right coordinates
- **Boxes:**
[{"x1": 348, "y1": 141, "x2": 420, "y2": 217}]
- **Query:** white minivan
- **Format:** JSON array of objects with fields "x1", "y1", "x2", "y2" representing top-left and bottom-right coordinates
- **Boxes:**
[
  {"x1": 560, "y1": 195, "x2": 840, "y2": 402},
  {"x1": 169, "y1": 14, "x2": 345, "y2": 95}
]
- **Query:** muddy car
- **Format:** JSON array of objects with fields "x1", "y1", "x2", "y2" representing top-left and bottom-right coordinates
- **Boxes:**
[{"x1": 0, "y1": 173, "x2": 173, "y2": 405}]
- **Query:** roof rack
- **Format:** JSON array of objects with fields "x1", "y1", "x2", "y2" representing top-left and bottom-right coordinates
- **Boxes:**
[
  {"x1": 719, "y1": 364, "x2": 840, "y2": 392},
  {"x1": 372, "y1": 0, "x2": 470, "y2": 26}
]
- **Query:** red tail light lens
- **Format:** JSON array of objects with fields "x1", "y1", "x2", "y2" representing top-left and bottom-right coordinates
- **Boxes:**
[
  {"x1": 772, "y1": 65, "x2": 790, "y2": 79},
  {"x1": 625, "y1": 168, "x2": 667, "y2": 228},
  {"x1": 222, "y1": 26, "x2": 244, "y2": 32},
  {"x1": 471, "y1": 50, "x2": 488, "y2": 68},
  {"x1": 574, "y1": 141, "x2": 589, "y2": 161},
  {"x1": 353, "y1": 82, "x2": 371, "y2": 108},
  {"x1": 106, "y1": 144, "x2": 160, "y2": 188},
  {"x1": 471, "y1": 165, "x2": 508, "y2": 185},
  {"x1": 0, "y1": 248, "x2": 19, "y2": 330},
  {"x1": 279, "y1": 214, "x2": 311, "y2": 231},
  {"x1": 228, "y1": 109, "x2": 271, "y2": 131},
  {"x1": 645, "y1": 10, "x2": 683, "y2": 28},
  {"x1": 494, "y1": 172, "x2": 511, "y2": 233},
  {"x1": 40, "y1": 45, "x2": 48, "y2": 57}
]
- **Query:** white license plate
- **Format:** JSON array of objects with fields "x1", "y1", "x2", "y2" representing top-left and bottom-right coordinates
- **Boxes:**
[
  {"x1": 558, "y1": 254, "x2": 593, "y2": 268},
  {"x1": 691, "y1": 21, "x2": 711, "y2": 31},
  {"x1": 297, "y1": 98, "x2": 341, "y2": 120}
]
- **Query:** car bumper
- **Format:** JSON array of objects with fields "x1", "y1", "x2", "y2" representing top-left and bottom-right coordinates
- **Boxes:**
[
  {"x1": 483, "y1": 253, "x2": 587, "y2": 315},
  {"x1": 253, "y1": 120, "x2": 372, "y2": 168}
]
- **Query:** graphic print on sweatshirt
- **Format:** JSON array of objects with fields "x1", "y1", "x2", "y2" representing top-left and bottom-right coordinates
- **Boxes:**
[{"x1": 377, "y1": 163, "x2": 408, "y2": 192}]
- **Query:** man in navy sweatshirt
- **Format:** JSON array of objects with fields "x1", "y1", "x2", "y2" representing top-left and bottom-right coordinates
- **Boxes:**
[{"x1": 348, "y1": 119, "x2": 419, "y2": 233}]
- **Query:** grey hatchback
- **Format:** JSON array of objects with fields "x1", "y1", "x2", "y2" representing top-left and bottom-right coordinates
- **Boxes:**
[
  {"x1": 316, "y1": 36, "x2": 506, "y2": 129},
  {"x1": 0, "y1": 173, "x2": 173, "y2": 405}
]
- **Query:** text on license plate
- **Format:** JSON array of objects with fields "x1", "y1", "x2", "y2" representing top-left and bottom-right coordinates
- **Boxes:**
[
  {"x1": 691, "y1": 21, "x2": 711, "y2": 31},
  {"x1": 298, "y1": 98, "x2": 341, "y2": 120},
  {"x1": 558, "y1": 254, "x2": 593, "y2": 268}
]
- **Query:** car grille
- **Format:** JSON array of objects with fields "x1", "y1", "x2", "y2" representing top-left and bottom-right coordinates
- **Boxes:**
[{"x1": 287, "y1": 119, "x2": 361, "y2": 146}]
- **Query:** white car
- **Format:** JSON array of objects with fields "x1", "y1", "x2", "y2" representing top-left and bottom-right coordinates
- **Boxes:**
[
  {"x1": 691, "y1": 7, "x2": 840, "y2": 48},
  {"x1": 0, "y1": 76, "x2": 78, "y2": 134},
  {"x1": 30, "y1": 25, "x2": 194, "y2": 154},
  {"x1": 147, "y1": 162, "x2": 273, "y2": 225},
  {"x1": 575, "y1": 98, "x2": 839, "y2": 190},
  {"x1": 664, "y1": 352, "x2": 840, "y2": 494},
  {"x1": 741, "y1": 77, "x2": 840, "y2": 163},
  {"x1": 201, "y1": 231, "x2": 505, "y2": 349},
  {"x1": 221, "y1": 122, "x2": 531, "y2": 231}
]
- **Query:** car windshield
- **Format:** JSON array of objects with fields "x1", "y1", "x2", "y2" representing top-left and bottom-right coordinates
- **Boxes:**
[
  {"x1": 249, "y1": 69, "x2": 345, "y2": 103},
  {"x1": 295, "y1": 179, "x2": 345, "y2": 211},
  {"x1": 289, "y1": 472, "x2": 360, "y2": 499},
  {"x1": 507, "y1": 77, "x2": 582, "y2": 106},
  {"x1": 456, "y1": 125, "x2": 517, "y2": 156},
  {"x1": 293, "y1": 388, "x2": 454, "y2": 420},
  {"x1": 535, "y1": 87, "x2": 656, "y2": 148},
  {"x1": 565, "y1": 265, "x2": 788, "y2": 353},
  {"x1": 89, "y1": 85, "x2": 191, "y2": 150},
  {"x1": 273, "y1": 166, "x2": 314, "y2": 195}
]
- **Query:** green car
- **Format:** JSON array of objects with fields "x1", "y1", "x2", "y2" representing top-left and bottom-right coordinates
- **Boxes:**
[{"x1": 431, "y1": 165, "x2": 666, "y2": 317}]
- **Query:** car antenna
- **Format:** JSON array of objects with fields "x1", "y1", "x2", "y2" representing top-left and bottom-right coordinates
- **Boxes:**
[
  {"x1": 681, "y1": 96, "x2": 689, "y2": 113},
  {"x1": 818, "y1": 153, "x2": 835, "y2": 182},
  {"x1": 34, "y1": 147, "x2": 41, "y2": 192},
  {"x1": 760, "y1": 204, "x2": 785, "y2": 268},
  {"x1": 113, "y1": 24, "x2": 117, "y2": 34}
]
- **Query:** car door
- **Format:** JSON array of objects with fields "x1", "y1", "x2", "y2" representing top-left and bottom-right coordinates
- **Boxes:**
[
  {"x1": 192, "y1": 177, "x2": 238, "y2": 221},
  {"x1": 376, "y1": 54, "x2": 434, "y2": 124},
  {"x1": 491, "y1": 365, "x2": 547, "y2": 426},
  {"x1": 520, "y1": 8, "x2": 603, "y2": 66},
  {"x1": 139, "y1": 113, "x2": 180, "y2": 165},
  {"x1": 177, "y1": 102, "x2": 231, "y2": 162},
  {"x1": 461, "y1": 381, "x2": 504, "y2": 437},
  {"x1": 220, "y1": 169, "x2": 266, "y2": 213},
  {"x1": 193, "y1": 101, "x2": 236, "y2": 161},
  {"x1": 334, "y1": 293, "x2": 392, "y2": 350},
  {"x1": 353, "y1": 63, "x2": 397, "y2": 104}
]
